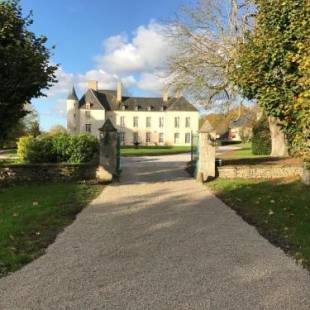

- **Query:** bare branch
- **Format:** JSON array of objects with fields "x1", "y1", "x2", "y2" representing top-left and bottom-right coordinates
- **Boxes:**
[{"x1": 165, "y1": 0, "x2": 256, "y2": 111}]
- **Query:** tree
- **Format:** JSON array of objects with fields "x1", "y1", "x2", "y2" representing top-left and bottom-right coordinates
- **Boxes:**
[
  {"x1": 1, "y1": 104, "x2": 40, "y2": 147},
  {"x1": 0, "y1": 0, "x2": 57, "y2": 146},
  {"x1": 28, "y1": 120, "x2": 41, "y2": 137},
  {"x1": 233, "y1": 0, "x2": 310, "y2": 159},
  {"x1": 49, "y1": 125, "x2": 67, "y2": 135},
  {"x1": 167, "y1": 0, "x2": 254, "y2": 110}
]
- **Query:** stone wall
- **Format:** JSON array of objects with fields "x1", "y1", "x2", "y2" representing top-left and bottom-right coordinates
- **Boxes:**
[
  {"x1": 0, "y1": 163, "x2": 98, "y2": 185},
  {"x1": 218, "y1": 165, "x2": 303, "y2": 179}
]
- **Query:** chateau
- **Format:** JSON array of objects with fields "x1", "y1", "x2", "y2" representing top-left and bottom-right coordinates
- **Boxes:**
[{"x1": 66, "y1": 80, "x2": 199, "y2": 146}]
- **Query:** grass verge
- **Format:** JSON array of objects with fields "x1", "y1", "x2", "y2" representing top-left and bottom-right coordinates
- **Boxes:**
[
  {"x1": 121, "y1": 146, "x2": 191, "y2": 157},
  {"x1": 208, "y1": 178, "x2": 310, "y2": 270},
  {"x1": 0, "y1": 182, "x2": 103, "y2": 277}
]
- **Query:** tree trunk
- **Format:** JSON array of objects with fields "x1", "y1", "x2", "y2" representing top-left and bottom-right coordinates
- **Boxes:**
[
  {"x1": 302, "y1": 166, "x2": 310, "y2": 185},
  {"x1": 268, "y1": 116, "x2": 289, "y2": 157}
]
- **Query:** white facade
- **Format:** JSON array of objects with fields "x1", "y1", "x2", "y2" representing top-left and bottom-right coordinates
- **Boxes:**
[{"x1": 67, "y1": 82, "x2": 199, "y2": 146}]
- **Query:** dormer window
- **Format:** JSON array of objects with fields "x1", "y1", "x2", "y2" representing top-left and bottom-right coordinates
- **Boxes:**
[
  {"x1": 147, "y1": 106, "x2": 153, "y2": 111},
  {"x1": 122, "y1": 105, "x2": 127, "y2": 111},
  {"x1": 86, "y1": 103, "x2": 91, "y2": 110},
  {"x1": 161, "y1": 106, "x2": 165, "y2": 111}
]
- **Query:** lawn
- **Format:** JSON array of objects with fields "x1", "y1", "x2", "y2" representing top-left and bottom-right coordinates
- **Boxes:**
[
  {"x1": 218, "y1": 143, "x2": 302, "y2": 166},
  {"x1": 208, "y1": 178, "x2": 310, "y2": 270},
  {"x1": 0, "y1": 149, "x2": 18, "y2": 165},
  {"x1": 121, "y1": 146, "x2": 191, "y2": 157},
  {"x1": 0, "y1": 182, "x2": 103, "y2": 277},
  {"x1": 219, "y1": 143, "x2": 266, "y2": 159}
]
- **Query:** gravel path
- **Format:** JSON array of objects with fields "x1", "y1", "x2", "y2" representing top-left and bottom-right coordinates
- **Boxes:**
[{"x1": 0, "y1": 154, "x2": 310, "y2": 309}]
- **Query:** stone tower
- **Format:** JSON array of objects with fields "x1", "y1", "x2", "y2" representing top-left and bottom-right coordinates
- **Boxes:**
[{"x1": 66, "y1": 86, "x2": 79, "y2": 135}]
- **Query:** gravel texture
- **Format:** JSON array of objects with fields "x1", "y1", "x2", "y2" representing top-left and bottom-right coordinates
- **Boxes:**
[{"x1": 0, "y1": 154, "x2": 310, "y2": 309}]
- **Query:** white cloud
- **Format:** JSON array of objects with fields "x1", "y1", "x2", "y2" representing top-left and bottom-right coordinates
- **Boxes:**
[
  {"x1": 42, "y1": 21, "x2": 174, "y2": 124},
  {"x1": 137, "y1": 71, "x2": 167, "y2": 95},
  {"x1": 44, "y1": 67, "x2": 75, "y2": 98},
  {"x1": 95, "y1": 21, "x2": 173, "y2": 75}
]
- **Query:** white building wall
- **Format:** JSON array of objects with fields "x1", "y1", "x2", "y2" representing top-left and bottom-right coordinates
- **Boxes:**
[
  {"x1": 106, "y1": 110, "x2": 199, "y2": 146},
  {"x1": 79, "y1": 109, "x2": 106, "y2": 138},
  {"x1": 165, "y1": 111, "x2": 199, "y2": 146}
]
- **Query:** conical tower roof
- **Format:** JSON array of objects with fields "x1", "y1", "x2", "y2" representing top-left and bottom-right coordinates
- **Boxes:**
[{"x1": 67, "y1": 86, "x2": 78, "y2": 101}]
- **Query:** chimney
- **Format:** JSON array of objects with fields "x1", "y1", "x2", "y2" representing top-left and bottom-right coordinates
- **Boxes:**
[
  {"x1": 87, "y1": 80, "x2": 98, "y2": 91},
  {"x1": 117, "y1": 81, "x2": 123, "y2": 103},
  {"x1": 175, "y1": 89, "x2": 182, "y2": 99},
  {"x1": 162, "y1": 85, "x2": 169, "y2": 102}
]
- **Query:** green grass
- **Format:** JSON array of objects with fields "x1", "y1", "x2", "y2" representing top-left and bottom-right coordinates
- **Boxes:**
[
  {"x1": 121, "y1": 146, "x2": 191, "y2": 157},
  {"x1": 1, "y1": 149, "x2": 17, "y2": 157},
  {"x1": 0, "y1": 149, "x2": 19, "y2": 165},
  {"x1": 220, "y1": 143, "x2": 267, "y2": 159},
  {"x1": 208, "y1": 178, "x2": 310, "y2": 269},
  {"x1": 0, "y1": 182, "x2": 103, "y2": 277}
]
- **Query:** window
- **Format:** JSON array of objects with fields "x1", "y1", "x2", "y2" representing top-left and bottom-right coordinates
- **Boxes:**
[
  {"x1": 133, "y1": 132, "x2": 139, "y2": 143},
  {"x1": 146, "y1": 132, "x2": 151, "y2": 143},
  {"x1": 120, "y1": 116, "x2": 125, "y2": 127},
  {"x1": 146, "y1": 117, "x2": 151, "y2": 128},
  {"x1": 159, "y1": 133, "x2": 164, "y2": 143},
  {"x1": 120, "y1": 132, "x2": 125, "y2": 144},
  {"x1": 133, "y1": 116, "x2": 139, "y2": 128},
  {"x1": 185, "y1": 117, "x2": 191, "y2": 128},
  {"x1": 85, "y1": 124, "x2": 92, "y2": 133},
  {"x1": 159, "y1": 117, "x2": 164, "y2": 128},
  {"x1": 85, "y1": 110, "x2": 91, "y2": 118},
  {"x1": 185, "y1": 133, "x2": 191, "y2": 144},
  {"x1": 122, "y1": 105, "x2": 126, "y2": 111},
  {"x1": 175, "y1": 117, "x2": 180, "y2": 128},
  {"x1": 174, "y1": 133, "x2": 180, "y2": 144},
  {"x1": 86, "y1": 103, "x2": 91, "y2": 110}
]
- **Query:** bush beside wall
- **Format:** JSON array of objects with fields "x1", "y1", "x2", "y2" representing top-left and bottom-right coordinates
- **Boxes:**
[{"x1": 17, "y1": 133, "x2": 99, "y2": 164}]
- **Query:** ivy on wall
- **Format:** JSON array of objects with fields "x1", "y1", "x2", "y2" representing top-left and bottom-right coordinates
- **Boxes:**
[{"x1": 233, "y1": 0, "x2": 310, "y2": 162}]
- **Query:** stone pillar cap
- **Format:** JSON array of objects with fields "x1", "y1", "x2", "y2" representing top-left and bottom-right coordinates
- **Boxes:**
[
  {"x1": 200, "y1": 120, "x2": 215, "y2": 133},
  {"x1": 99, "y1": 119, "x2": 117, "y2": 132}
]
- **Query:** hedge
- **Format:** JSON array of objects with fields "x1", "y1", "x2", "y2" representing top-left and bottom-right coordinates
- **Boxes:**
[
  {"x1": 252, "y1": 116, "x2": 271, "y2": 155},
  {"x1": 17, "y1": 133, "x2": 99, "y2": 164}
]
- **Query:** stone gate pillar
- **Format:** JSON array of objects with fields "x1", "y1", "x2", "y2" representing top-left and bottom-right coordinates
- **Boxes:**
[
  {"x1": 197, "y1": 120, "x2": 216, "y2": 182},
  {"x1": 96, "y1": 119, "x2": 118, "y2": 182}
]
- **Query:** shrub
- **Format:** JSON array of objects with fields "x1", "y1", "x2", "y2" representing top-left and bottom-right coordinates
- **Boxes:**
[
  {"x1": 67, "y1": 134, "x2": 99, "y2": 163},
  {"x1": 252, "y1": 116, "x2": 271, "y2": 155},
  {"x1": 24, "y1": 135, "x2": 57, "y2": 163},
  {"x1": 17, "y1": 134, "x2": 99, "y2": 164},
  {"x1": 52, "y1": 133, "x2": 72, "y2": 162},
  {"x1": 17, "y1": 136, "x2": 34, "y2": 162},
  {"x1": 219, "y1": 140, "x2": 242, "y2": 146}
]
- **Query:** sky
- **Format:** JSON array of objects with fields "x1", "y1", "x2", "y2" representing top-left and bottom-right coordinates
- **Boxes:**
[{"x1": 20, "y1": 0, "x2": 189, "y2": 130}]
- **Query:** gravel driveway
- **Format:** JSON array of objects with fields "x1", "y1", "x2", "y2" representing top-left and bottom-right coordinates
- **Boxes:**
[{"x1": 0, "y1": 154, "x2": 310, "y2": 309}]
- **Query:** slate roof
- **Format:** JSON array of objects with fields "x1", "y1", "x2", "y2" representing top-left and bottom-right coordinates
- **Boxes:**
[{"x1": 78, "y1": 89, "x2": 198, "y2": 112}]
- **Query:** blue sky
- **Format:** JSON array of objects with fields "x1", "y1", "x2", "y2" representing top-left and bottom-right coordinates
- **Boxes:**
[{"x1": 20, "y1": 0, "x2": 188, "y2": 130}]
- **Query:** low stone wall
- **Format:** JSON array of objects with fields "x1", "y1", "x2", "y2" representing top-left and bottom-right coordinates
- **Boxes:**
[
  {"x1": 218, "y1": 165, "x2": 303, "y2": 179},
  {"x1": 0, "y1": 163, "x2": 98, "y2": 185}
]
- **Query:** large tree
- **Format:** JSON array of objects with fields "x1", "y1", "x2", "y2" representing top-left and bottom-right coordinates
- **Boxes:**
[
  {"x1": 233, "y1": 0, "x2": 310, "y2": 158},
  {"x1": 0, "y1": 0, "x2": 57, "y2": 146},
  {"x1": 167, "y1": 0, "x2": 254, "y2": 111}
]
